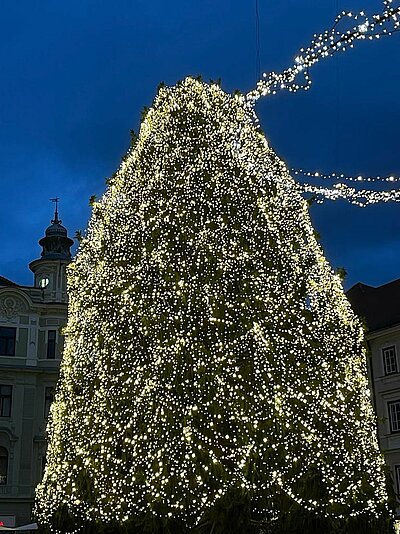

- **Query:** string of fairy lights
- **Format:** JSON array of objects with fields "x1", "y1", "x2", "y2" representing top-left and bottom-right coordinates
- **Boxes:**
[
  {"x1": 247, "y1": 0, "x2": 400, "y2": 103},
  {"x1": 292, "y1": 169, "x2": 400, "y2": 206},
  {"x1": 35, "y1": 77, "x2": 391, "y2": 533},
  {"x1": 292, "y1": 169, "x2": 400, "y2": 183},
  {"x1": 248, "y1": 0, "x2": 400, "y2": 206},
  {"x1": 34, "y1": 2, "x2": 399, "y2": 532},
  {"x1": 300, "y1": 182, "x2": 400, "y2": 207}
]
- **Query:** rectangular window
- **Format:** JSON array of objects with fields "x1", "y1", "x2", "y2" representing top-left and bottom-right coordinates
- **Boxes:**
[
  {"x1": 0, "y1": 447, "x2": 8, "y2": 485},
  {"x1": 395, "y1": 465, "x2": 400, "y2": 498},
  {"x1": 47, "y1": 330, "x2": 56, "y2": 359},
  {"x1": 388, "y1": 400, "x2": 400, "y2": 433},
  {"x1": 44, "y1": 387, "x2": 54, "y2": 419},
  {"x1": 0, "y1": 328, "x2": 16, "y2": 357},
  {"x1": 0, "y1": 386, "x2": 12, "y2": 417},
  {"x1": 383, "y1": 346, "x2": 398, "y2": 375},
  {"x1": 41, "y1": 455, "x2": 47, "y2": 478}
]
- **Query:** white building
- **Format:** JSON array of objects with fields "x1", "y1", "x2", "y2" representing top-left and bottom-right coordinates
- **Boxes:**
[
  {"x1": 0, "y1": 207, "x2": 72, "y2": 527},
  {"x1": 348, "y1": 279, "x2": 400, "y2": 504}
]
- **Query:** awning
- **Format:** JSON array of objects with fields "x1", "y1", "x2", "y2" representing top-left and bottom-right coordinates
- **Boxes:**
[{"x1": 0, "y1": 524, "x2": 38, "y2": 531}]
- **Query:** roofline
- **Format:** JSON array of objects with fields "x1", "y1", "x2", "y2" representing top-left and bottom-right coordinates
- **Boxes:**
[
  {"x1": 0, "y1": 275, "x2": 19, "y2": 287},
  {"x1": 347, "y1": 281, "x2": 373, "y2": 292},
  {"x1": 367, "y1": 322, "x2": 400, "y2": 341},
  {"x1": 348, "y1": 278, "x2": 400, "y2": 293}
]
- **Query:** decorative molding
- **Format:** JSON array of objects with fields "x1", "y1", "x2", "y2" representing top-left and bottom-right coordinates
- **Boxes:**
[
  {"x1": 0, "y1": 296, "x2": 28, "y2": 321},
  {"x1": 0, "y1": 427, "x2": 19, "y2": 445}
]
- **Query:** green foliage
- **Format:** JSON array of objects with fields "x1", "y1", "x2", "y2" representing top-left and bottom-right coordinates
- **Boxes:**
[
  {"x1": 36, "y1": 77, "x2": 393, "y2": 533},
  {"x1": 89, "y1": 195, "x2": 97, "y2": 207},
  {"x1": 335, "y1": 267, "x2": 348, "y2": 281},
  {"x1": 130, "y1": 129, "x2": 138, "y2": 146},
  {"x1": 38, "y1": 505, "x2": 395, "y2": 534},
  {"x1": 209, "y1": 78, "x2": 221, "y2": 87},
  {"x1": 74, "y1": 229, "x2": 83, "y2": 243},
  {"x1": 306, "y1": 195, "x2": 317, "y2": 207},
  {"x1": 140, "y1": 106, "x2": 150, "y2": 122},
  {"x1": 106, "y1": 171, "x2": 118, "y2": 186}
]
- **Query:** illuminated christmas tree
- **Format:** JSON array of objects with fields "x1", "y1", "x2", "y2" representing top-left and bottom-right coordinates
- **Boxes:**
[{"x1": 35, "y1": 76, "x2": 394, "y2": 534}]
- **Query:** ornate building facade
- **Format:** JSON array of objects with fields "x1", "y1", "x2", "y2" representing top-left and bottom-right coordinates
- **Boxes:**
[
  {"x1": 0, "y1": 208, "x2": 73, "y2": 528},
  {"x1": 348, "y1": 279, "x2": 400, "y2": 508}
]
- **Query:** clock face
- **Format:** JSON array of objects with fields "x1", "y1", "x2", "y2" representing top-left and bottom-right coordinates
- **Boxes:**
[{"x1": 39, "y1": 277, "x2": 50, "y2": 288}]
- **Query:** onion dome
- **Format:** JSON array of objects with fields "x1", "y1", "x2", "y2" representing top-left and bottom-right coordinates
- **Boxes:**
[{"x1": 38, "y1": 200, "x2": 73, "y2": 261}]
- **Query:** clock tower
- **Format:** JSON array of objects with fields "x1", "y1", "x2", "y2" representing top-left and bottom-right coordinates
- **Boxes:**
[{"x1": 29, "y1": 200, "x2": 74, "y2": 303}]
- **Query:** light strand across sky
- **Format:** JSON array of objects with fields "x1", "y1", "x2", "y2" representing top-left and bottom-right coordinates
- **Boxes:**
[
  {"x1": 247, "y1": 0, "x2": 400, "y2": 103},
  {"x1": 246, "y1": 0, "x2": 400, "y2": 206},
  {"x1": 292, "y1": 169, "x2": 400, "y2": 207}
]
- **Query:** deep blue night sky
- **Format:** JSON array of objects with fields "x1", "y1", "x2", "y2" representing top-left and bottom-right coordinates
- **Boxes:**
[{"x1": 0, "y1": 0, "x2": 399, "y2": 289}]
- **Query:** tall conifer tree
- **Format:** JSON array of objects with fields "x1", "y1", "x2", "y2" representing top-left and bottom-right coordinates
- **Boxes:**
[{"x1": 35, "y1": 78, "x2": 393, "y2": 533}]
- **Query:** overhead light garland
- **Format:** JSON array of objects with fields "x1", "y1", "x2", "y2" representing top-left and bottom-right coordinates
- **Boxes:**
[
  {"x1": 246, "y1": 0, "x2": 400, "y2": 104},
  {"x1": 248, "y1": 1, "x2": 400, "y2": 206},
  {"x1": 292, "y1": 169, "x2": 400, "y2": 183},
  {"x1": 300, "y1": 182, "x2": 400, "y2": 207},
  {"x1": 292, "y1": 169, "x2": 400, "y2": 206}
]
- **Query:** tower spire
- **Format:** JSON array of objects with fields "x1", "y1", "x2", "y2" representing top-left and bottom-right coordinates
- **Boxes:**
[
  {"x1": 29, "y1": 200, "x2": 73, "y2": 302},
  {"x1": 50, "y1": 197, "x2": 61, "y2": 225}
]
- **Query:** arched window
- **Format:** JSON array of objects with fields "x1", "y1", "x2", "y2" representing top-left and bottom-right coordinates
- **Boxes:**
[{"x1": 0, "y1": 447, "x2": 8, "y2": 485}]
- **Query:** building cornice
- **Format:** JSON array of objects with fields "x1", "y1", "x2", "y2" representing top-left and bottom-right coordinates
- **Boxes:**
[{"x1": 367, "y1": 323, "x2": 400, "y2": 341}]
